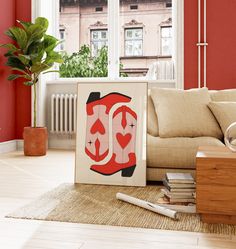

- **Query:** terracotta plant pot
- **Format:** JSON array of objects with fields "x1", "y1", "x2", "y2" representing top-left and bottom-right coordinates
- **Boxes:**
[{"x1": 23, "y1": 127, "x2": 48, "y2": 156}]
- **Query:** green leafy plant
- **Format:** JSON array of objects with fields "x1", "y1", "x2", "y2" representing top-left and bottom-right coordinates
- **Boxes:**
[
  {"x1": 0, "y1": 17, "x2": 63, "y2": 128},
  {"x1": 59, "y1": 45, "x2": 128, "y2": 78}
]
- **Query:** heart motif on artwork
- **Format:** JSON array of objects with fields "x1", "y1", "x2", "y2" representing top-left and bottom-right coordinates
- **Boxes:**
[
  {"x1": 116, "y1": 133, "x2": 132, "y2": 149},
  {"x1": 90, "y1": 119, "x2": 105, "y2": 134}
]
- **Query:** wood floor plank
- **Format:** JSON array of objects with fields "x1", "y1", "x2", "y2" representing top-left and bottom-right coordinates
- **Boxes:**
[
  {"x1": 80, "y1": 240, "x2": 228, "y2": 249},
  {"x1": 1, "y1": 218, "x2": 233, "y2": 248},
  {"x1": 198, "y1": 238, "x2": 236, "y2": 249},
  {"x1": 0, "y1": 237, "x2": 83, "y2": 249}
]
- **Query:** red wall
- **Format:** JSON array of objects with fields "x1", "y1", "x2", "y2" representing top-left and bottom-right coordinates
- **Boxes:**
[
  {"x1": 15, "y1": 0, "x2": 32, "y2": 139},
  {"x1": 0, "y1": 0, "x2": 31, "y2": 142},
  {"x1": 1, "y1": 0, "x2": 235, "y2": 142},
  {"x1": 0, "y1": 1, "x2": 16, "y2": 142},
  {"x1": 184, "y1": 0, "x2": 236, "y2": 89}
]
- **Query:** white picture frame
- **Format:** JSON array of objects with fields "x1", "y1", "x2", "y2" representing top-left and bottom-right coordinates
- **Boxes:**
[{"x1": 75, "y1": 82, "x2": 147, "y2": 186}]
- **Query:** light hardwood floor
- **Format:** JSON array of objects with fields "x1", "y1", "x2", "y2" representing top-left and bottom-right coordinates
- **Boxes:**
[{"x1": 0, "y1": 150, "x2": 235, "y2": 249}]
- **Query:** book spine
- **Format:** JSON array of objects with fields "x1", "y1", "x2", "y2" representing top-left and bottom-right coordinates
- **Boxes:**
[{"x1": 163, "y1": 180, "x2": 171, "y2": 191}]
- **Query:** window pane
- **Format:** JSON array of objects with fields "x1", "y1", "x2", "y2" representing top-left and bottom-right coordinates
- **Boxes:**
[
  {"x1": 92, "y1": 31, "x2": 99, "y2": 40},
  {"x1": 133, "y1": 40, "x2": 142, "y2": 56},
  {"x1": 120, "y1": 0, "x2": 173, "y2": 78},
  {"x1": 101, "y1": 31, "x2": 107, "y2": 39},
  {"x1": 59, "y1": 29, "x2": 65, "y2": 51},
  {"x1": 126, "y1": 30, "x2": 133, "y2": 39},
  {"x1": 125, "y1": 41, "x2": 134, "y2": 56},
  {"x1": 59, "y1": 0, "x2": 108, "y2": 78},
  {"x1": 162, "y1": 38, "x2": 172, "y2": 55},
  {"x1": 134, "y1": 29, "x2": 142, "y2": 39},
  {"x1": 161, "y1": 27, "x2": 171, "y2": 38}
]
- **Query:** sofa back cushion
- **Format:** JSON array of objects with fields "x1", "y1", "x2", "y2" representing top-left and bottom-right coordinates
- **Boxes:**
[
  {"x1": 147, "y1": 90, "x2": 159, "y2": 136},
  {"x1": 150, "y1": 88, "x2": 223, "y2": 139},
  {"x1": 208, "y1": 102, "x2": 236, "y2": 134},
  {"x1": 210, "y1": 89, "x2": 236, "y2": 102}
]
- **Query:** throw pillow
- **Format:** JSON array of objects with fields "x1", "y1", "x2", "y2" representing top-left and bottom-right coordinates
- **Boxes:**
[
  {"x1": 208, "y1": 102, "x2": 236, "y2": 134},
  {"x1": 150, "y1": 88, "x2": 223, "y2": 138}
]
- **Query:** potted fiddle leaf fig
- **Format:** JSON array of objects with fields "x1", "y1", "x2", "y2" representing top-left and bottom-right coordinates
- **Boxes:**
[{"x1": 0, "y1": 17, "x2": 63, "y2": 156}]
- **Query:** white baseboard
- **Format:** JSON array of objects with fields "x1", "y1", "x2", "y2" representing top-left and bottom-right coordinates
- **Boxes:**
[
  {"x1": 0, "y1": 140, "x2": 17, "y2": 153},
  {"x1": 16, "y1": 140, "x2": 24, "y2": 151},
  {"x1": 0, "y1": 140, "x2": 24, "y2": 154},
  {"x1": 49, "y1": 135, "x2": 76, "y2": 150},
  {"x1": 0, "y1": 137, "x2": 76, "y2": 153}
]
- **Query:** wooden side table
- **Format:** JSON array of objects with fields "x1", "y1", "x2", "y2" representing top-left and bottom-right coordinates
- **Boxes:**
[{"x1": 196, "y1": 146, "x2": 236, "y2": 225}]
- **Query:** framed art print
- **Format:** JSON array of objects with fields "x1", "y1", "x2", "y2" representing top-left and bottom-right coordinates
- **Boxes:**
[{"x1": 75, "y1": 82, "x2": 147, "y2": 186}]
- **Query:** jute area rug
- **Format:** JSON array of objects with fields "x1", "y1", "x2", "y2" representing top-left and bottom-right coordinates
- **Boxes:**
[{"x1": 7, "y1": 183, "x2": 236, "y2": 235}]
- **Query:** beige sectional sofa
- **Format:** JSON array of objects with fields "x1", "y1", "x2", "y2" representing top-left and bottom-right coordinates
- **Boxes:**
[{"x1": 147, "y1": 88, "x2": 236, "y2": 181}]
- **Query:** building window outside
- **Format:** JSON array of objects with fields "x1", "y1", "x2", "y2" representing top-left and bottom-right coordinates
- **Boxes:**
[
  {"x1": 125, "y1": 28, "x2": 143, "y2": 56},
  {"x1": 161, "y1": 26, "x2": 172, "y2": 56},
  {"x1": 95, "y1": 6, "x2": 103, "y2": 12},
  {"x1": 130, "y1": 5, "x2": 138, "y2": 10},
  {"x1": 91, "y1": 29, "x2": 108, "y2": 56},
  {"x1": 59, "y1": 29, "x2": 65, "y2": 51}
]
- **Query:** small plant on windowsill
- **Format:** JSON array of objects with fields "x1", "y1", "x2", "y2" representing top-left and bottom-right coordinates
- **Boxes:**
[{"x1": 0, "y1": 17, "x2": 63, "y2": 156}]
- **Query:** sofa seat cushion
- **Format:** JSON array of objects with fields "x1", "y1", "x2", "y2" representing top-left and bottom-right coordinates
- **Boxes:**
[
  {"x1": 208, "y1": 102, "x2": 236, "y2": 134},
  {"x1": 150, "y1": 88, "x2": 222, "y2": 139},
  {"x1": 147, "y1": 134, "x2": 225, "y2": 169}
]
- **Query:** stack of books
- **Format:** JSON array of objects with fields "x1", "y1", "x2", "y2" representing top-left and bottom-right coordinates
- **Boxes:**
[{"x1": 161, "y1": 173, "x2": 196, "y2": 204}]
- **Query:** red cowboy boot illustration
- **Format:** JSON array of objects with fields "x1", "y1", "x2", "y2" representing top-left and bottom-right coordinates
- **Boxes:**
[
  {"x1": 85, "y1": 92, "x2": 131, "y2": 162},
  {"x1": 90, "y1": 105, "x2": 137, "y2": 177}
]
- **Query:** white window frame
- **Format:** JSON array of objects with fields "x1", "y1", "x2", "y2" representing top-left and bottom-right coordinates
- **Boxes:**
[
  {"x1": 172, "y1": 0, "x2": 184, "y2": 89},
  {"x1": 31, "y1": 0, "x2": 184, "y2": 126}
]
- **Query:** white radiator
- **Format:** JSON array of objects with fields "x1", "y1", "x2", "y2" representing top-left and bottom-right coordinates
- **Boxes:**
[{"x1": 50, "y1": 94, "x2": 77, "y2": 134}]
